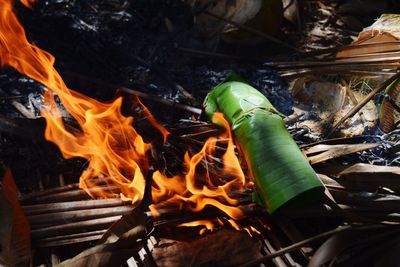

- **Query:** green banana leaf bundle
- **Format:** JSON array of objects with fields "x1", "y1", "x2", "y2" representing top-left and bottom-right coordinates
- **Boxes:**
[{"x1": 204, "y1": 75, "x2": 325, "y2": 213}]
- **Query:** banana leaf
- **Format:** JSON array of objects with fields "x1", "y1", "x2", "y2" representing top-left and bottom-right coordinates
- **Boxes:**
[{"x1": 203, "y1": 75, "x2": 324, "y2": 213}]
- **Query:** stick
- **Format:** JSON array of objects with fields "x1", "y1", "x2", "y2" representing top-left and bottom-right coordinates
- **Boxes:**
[
  {"x1": 36, "y1": 230, "x2": 107, "y2": 247},
  {"x1": 21, "y1": 183, "x2": 80, "y2": 203},
  {"x1": 23, "y1": 198, "x2": 129, "y2": 215},
  {"x1": 64, "y1": 71, "x2": 202, "y2": 114},
  {"x1": 119, "y1": 87, "x2": 202, "y2": 115},
  {"x1": 21, "y1": 177, "x2": 114, "y2": 202},
  {"x1": 178, "y1": 47, "x2": 265, "y2": 62},
  {"x1": 31, "y1": 215, "x2": 122, "y2": 239},
  {"x1": 28, "y1": 205, "x2": 134, "y2": 227},
  {"x1": 31, "y1": 186, "x2": 119, "y2": 203}
]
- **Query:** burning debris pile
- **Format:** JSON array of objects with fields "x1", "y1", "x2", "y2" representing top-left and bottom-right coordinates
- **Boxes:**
[{"x1": 1, "y1": 0, "x2": 400, "y2": 266}]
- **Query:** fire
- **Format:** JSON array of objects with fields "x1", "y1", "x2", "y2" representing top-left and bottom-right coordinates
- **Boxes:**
[
  {"x1": 0, "y1": 0, "x2": 250, "y2": 223},
  {"x1": 179, "y1": 220, "x2": 217, "y2": 235},
  {"x1": 150, "y1": 112, "x2": 247, "y2": 220},
  {"x1": 0, "y1": 0, "x2": 149, "y2": 203}
]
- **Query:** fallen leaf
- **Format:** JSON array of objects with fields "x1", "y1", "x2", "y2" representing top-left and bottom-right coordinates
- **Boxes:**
[
  {"x1": 339, "y1": 163, "x2": 400, "y2": 191},
  {"x1": 0, "y1": 168, "x2": 31, "y2": 266},
  {"x1": 152, "y1": 229, "x2": 262, "y2": 267},
  {"x1": 336, "y1": 14, "x2": 400, "y2": 62},
  {"x1": 304, "y1": 143, "x2": 379, "y2": 164}
]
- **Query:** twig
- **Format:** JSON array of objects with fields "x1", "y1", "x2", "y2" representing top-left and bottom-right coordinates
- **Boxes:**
[
  {"x1": 203, "y1": 11, "x2": 300, "y2": 53},
  {"x1": 178, "y1": 47, "x2": 265, "y2": 62},
  {"x1": 328, "y1": 71, "x2": 400, "y2": 136},
  {"x1": 119, "y1": 87, "x2": 202, "y2": 115},
  {"x1": 64, "y1": 71, "x2": 201, "y2": 114}
]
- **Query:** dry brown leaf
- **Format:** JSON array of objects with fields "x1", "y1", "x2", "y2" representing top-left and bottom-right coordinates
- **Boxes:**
[
  {"x1": 317, "y1": 173, "x2": 345, "y2": 190},
  {"x1": 338, "y1": 163, "x2": 400, "y2": 191},
  {"x1": 340, "y1": 163, "x2": 400, "y2": 176},
  {"x1": 152, "y1": 229, "x2": 262, "y2": 267},
  {"x1": 328, "y1": 189, "x2": 400, "y2": 211},
  {"x1": 314, "y1": 162, "x2": 400, "y2": 192},
  {"x1": 337, "y1": 14, "x2": 400, "y2": 61},
  {"x1": 0, "y1": 169, "x2": 31, "y2": 266},
  {"x1": 304, "y1": 143, "x2": 379, "y2": 164}
]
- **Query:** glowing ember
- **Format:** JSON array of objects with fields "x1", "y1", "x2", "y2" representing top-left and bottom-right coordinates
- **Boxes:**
[{"x1": 0, "y1": 0, "x2": 251, "y2": 223}]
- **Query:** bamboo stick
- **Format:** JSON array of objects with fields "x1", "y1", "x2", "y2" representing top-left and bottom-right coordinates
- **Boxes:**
[
  {"x1": 29, "y1": 205, "x2": 134, "y2": 227},
  {"x1": 23, "y1": 198, "x2": 129, "y2": 215},
  {"x1": 21, "y1": 183, "x2": 80, "y2": 203},
  {"x1": 35, "y1": 230, "x2": 107, "y2": 247},
  {"x1": 32, "y1": 186, "x2": 119, "y2": 203},
  {"x1": 21, "y1": 176, "x2": 115, "y2": 203},
  {"x1": 31, "y1": 215, "x2": 122, "y2": 239}
]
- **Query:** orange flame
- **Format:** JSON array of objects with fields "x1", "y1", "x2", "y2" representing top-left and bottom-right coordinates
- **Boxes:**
[
  {"x1": 0, "y1": 0, "x2": 149, "y2": 203},
  {"x1": 0, "y1": 0, "x2": 250, "y2": 222},
  {"x1": 150, "y1": 113, "x2": 247, "y2": 220},
  {"x1": 179, "y1": 220, "x2": 216, "y2": 235}
]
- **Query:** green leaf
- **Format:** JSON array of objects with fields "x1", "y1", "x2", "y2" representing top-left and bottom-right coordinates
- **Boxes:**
[{"x1": 204, "y1": 79, "x2": 324, "y2": 213}]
